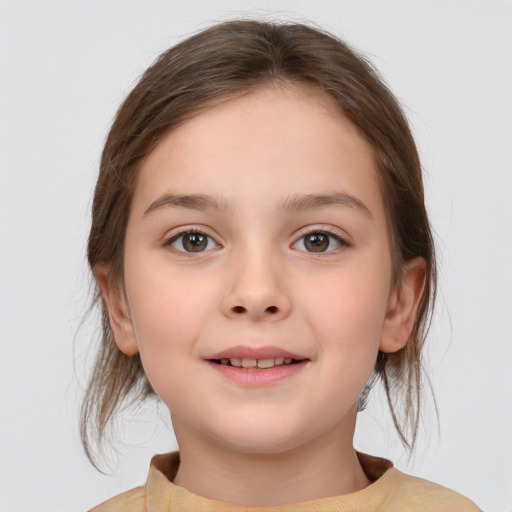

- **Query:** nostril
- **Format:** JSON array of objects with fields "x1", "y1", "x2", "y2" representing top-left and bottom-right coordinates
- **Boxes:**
[{"x1": 228, "y1": 305, "x2": 280, "y2": 316}]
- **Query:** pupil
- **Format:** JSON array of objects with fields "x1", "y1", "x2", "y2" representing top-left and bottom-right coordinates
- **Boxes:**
[
  {"x1": 184, "y1": 233, "x2": 207, "y2": 252},
  {"x1": 305, "y1": 233, "x2": 329, "y2": 252}
]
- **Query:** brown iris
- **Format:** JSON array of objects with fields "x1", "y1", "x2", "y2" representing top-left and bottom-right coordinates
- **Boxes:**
[
  {"x1": 182, "y1": 233, "x2": 208, "y2": 252},
  {"x1": 304, "y1": 233, "x2": 330, "y2": 252}
]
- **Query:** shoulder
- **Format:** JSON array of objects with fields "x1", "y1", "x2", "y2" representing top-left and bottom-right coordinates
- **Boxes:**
[
  {"x1": 88, "y1": 451, "x2": 179, "y2": 512},
  {"x1": 88, "y1": 485, "x2": 146, "y2": 512},
  {"x1": 381, "y1": 468, "x2": 480, "y2": 512}
]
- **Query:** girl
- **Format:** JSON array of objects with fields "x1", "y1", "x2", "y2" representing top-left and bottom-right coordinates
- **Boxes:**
[{"x1": 84, "y1": 20, "x2": 480, "y2": 511}]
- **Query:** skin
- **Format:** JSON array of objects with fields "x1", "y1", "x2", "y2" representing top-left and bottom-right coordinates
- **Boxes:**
[{"x1": 96, "y1": 85, "x2": 425, "y2": 506}]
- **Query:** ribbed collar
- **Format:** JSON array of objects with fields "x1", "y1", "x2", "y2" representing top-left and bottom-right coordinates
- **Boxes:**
[{"x1": 144, "y1": 451, "x2": 397, "y2": 511}]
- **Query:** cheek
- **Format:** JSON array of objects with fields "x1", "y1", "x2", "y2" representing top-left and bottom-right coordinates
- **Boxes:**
[
  {"x1": 124, "y1": 261, "x2": 217, "y2": 379},
  {"x1": 299, "y1": 260, "x2": 390, "y2": 368},
  {"x1": 302, "y1": 284, "x2": 386, "y2": 421},
  {"x1": 128, "y1": 287, "x2": 211, "y2": 408}
]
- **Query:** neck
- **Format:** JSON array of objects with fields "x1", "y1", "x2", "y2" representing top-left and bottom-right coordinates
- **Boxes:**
[{"x1": 171, "y1": 415, "x2": 371, "y2": 507}]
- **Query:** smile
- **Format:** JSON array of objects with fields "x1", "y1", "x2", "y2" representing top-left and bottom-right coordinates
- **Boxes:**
[{"x1": 206, "y1": 346, "x2": 310, "y2": 386}]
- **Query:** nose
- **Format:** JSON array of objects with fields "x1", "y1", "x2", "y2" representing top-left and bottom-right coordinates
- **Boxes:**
[{"x1": 221, "y1": 251, "x2": 292, "y2": 321}]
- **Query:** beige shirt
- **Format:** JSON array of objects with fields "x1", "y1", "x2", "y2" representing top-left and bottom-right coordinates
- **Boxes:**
[{"x1": 90, "y1": 452, "x2": 480, "y2": 511}]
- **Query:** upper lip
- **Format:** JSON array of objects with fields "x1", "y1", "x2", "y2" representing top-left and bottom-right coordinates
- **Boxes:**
[{"x1": 206, "y1": 345, "x2": 308, "y2": 360}]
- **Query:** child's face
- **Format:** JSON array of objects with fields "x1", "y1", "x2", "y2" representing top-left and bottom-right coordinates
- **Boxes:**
[{"x1": 104, "y1": 86, "x2": 414, "y2": 454}]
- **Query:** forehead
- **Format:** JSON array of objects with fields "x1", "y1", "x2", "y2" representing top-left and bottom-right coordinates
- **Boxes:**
[{"x1": 132, "y1": 85, "x2": 384, "y2": 220}]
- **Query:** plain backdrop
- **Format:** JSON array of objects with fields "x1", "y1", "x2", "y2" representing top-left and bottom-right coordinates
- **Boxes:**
[{"x1": 1, "y1": 1, "x2": 511, "y2": 511}]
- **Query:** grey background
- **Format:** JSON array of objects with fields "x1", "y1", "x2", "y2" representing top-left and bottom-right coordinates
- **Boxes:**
[{"x1": 1, "y1": 1, "x2": 511, "y2": 510}]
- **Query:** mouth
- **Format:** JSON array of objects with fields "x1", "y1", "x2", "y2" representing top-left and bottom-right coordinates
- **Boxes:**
[
  {"x1": 205, "y1": 346, "x2": 309, "y2": 386},
  {"x1": 209, "y1": 357, "x2": 305, "y2": 369}
]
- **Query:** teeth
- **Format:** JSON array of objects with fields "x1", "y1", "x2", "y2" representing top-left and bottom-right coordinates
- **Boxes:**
[{"x1": 221, "y1": 357, "x2": 297, "y2": 368}]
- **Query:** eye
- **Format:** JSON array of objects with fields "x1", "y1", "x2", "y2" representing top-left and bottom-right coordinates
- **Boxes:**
[
  {"x1": 293, "y1": 231, "x2": 347, "y2": 253},
  {"x1": 166, "y1": 230, "x2": 219, "y2": 253}
]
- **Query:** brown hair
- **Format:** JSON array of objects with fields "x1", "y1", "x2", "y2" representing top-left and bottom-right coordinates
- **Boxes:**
[{"x1": 81, "y1": 19, "x2": 436, "y2": 467}]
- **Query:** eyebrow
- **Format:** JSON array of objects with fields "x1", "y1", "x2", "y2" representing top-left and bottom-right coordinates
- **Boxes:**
[
  {"x1": 279, "y1": 192, "x2": 373, "y2": 218},
  {"x1": 144, "y1": 193, "x2": 233, "y2": 216},
  {"x1": 144, "y1": 191, "x2": 372, "y2": 218}
]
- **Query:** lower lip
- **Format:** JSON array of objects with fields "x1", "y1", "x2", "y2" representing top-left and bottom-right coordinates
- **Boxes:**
[{"x1": 207, "y1": 360, "x2": 308, "y2": 386}]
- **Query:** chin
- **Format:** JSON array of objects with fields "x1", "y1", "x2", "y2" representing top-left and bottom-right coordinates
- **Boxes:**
[{"x1": 210, "y1": 418, "x2": 318, "y2": 456}]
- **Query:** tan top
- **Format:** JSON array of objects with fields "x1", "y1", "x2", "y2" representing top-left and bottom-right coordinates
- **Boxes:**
[{"x1": 90, "y1": 452, "x2": 480, "y2": 511}]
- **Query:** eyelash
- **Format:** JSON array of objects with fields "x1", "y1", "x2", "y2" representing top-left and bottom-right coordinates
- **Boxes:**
[
  {"x1": 292, "y1": 227, "x2": 350, "y2": 254},
  {"x1": 163, "y1": 228, "x2": 219, "y2": 253},
  {"x1": 162, "y1": 226, "x2": 350, "y2": 254}
]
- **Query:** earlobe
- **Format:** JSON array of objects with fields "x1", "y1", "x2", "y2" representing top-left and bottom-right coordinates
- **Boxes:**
[
  {"x1": 380, "y1": 257, "x2": 426, "y2": 354},
  {"x1": 93, "y1": 264, "x2": 139, "y2": 356}
]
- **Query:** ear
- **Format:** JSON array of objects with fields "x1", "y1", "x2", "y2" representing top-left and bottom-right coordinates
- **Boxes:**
[
  {"x1": 380, "y1": 257, "x2": 426, "y2": 354},
  {"x1": 93, "y1": 264, "x2": 139, "y2": 356}
]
